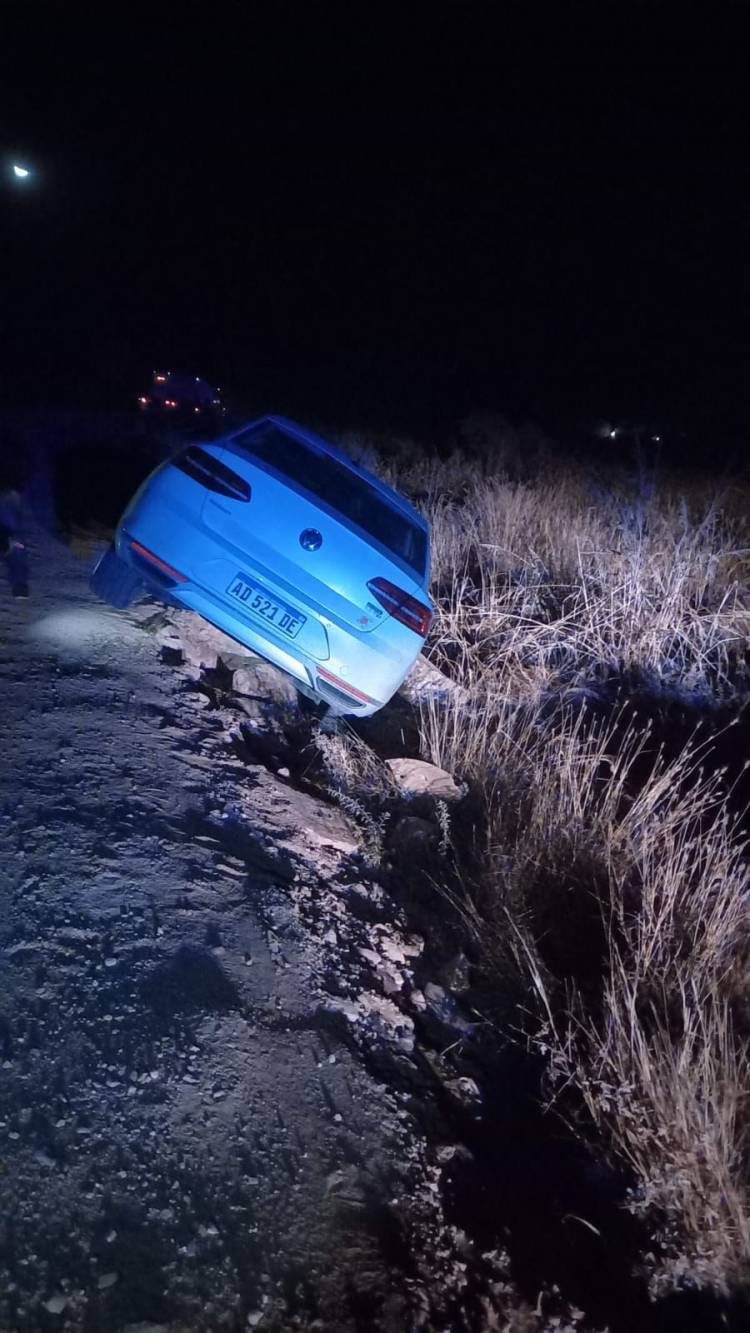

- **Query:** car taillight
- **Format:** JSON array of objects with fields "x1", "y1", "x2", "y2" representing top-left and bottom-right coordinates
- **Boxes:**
[
  {"x1": 173, "y1": 446, "x2": 251, "y2": 501},
  {"x1": 366, "y1": 577, "x2": 432, "y2": 638},
  {"x1": 130, "y1": 539, "x2": 188, "y2": 583}
]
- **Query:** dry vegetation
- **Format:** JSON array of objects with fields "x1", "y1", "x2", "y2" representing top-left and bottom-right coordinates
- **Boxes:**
[{"x1": 344, "y1": 423, "x2": 750, "y2": 1301}]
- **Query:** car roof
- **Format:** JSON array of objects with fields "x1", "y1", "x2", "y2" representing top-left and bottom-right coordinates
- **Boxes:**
[{"x1": 225, "y1": 415, "x2": 428, "y2": 530}]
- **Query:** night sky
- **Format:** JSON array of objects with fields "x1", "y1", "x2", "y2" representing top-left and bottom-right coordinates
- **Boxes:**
[{"x1": 2, "y1": 10, "x2": 749, "y2": 446}]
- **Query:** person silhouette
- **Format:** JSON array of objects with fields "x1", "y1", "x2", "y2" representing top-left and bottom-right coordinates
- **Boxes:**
[{"x1": 0, "y1": 484, "x2": 30, "y2": 597}]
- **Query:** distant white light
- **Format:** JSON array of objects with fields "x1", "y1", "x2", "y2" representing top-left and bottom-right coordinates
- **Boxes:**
[
  {"x1": 609, "y1": 429, "x2": 617, "y2": 439},
  {"x1": 13, "y1": 164, "x2": 30, "y2": 178},
  {"x1": 652, "y1": 434, "x2": 661, "y2": 442}
]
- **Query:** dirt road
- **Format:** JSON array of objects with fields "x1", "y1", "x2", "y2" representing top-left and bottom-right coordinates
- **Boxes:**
[{"x1": 0, "y1": 526, "x2": 443, "y2": 1331}]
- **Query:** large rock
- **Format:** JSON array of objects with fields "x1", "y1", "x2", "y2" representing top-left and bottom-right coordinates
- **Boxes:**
[
  {"x1": 165, "y1": 611, "x2": 258, "y2": 672},
  {"x1": 326, "y1": 991, "x2": 416, "y2": 1053},
  {"x1": 423, "y1": 982, "x2": 474, "y2": 1036},
  {"x1": 232, "y1": 660, "x2": 298, "y2": 708},
  {"x1": 385, "y1": 757, "x2": 462, "y2": 801},
  {"x1": 286, "y1": 798, "x2": 360, "y2": 857},
  {"x1": 399, "y1": 654, "x2": 468, "y2": 705},
  {"x1": 254, "y1": 776, "x2": 361, "y2": 857}
]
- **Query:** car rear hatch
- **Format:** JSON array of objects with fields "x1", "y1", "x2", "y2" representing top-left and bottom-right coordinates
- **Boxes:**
[{"x1": 198, "y1": 421, "x2": 430, "y2": 641}]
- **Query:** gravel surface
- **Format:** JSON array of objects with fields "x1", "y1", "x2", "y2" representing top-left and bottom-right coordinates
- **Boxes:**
[{"x1": 0, "y1": 525, "x2": 461, "y2": 1332}]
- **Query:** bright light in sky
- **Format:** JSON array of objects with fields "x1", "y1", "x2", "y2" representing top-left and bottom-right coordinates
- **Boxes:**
[{"x1": 13, "y1": 164, "x2": 30, "y2": 178}]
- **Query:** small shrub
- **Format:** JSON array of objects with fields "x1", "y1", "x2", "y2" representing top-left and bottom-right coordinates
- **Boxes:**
[{"x1": 312, "y1": 725, "x2": 394, "y2": 867}]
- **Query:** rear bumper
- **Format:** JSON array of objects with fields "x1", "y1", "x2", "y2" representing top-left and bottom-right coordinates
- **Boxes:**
[
  {"x1": 120, "y1": 532, "x2": 415, "y2": 716},
  {"x1": 180, "y1": 583, "x2": 390, "y2": 714},
  {"x1": 180, "y1": 581, "x2": 316, "y2": 689},
  {"x1": 117, "y1": 507, "x2": 423, "y2": 715}
]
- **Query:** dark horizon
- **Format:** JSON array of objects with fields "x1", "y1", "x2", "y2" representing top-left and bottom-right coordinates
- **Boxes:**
[{"x1": 3, "y1": 11, "x2": 750, "y2": 451}]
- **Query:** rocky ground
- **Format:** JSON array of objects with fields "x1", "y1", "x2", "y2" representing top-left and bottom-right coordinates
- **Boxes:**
[
  {"x1": 0, "y1": 520, "x2": 501, "y2": 1332},
  {"x1": 6, "y1": 428, "x2": 725, "y2": 1333}
]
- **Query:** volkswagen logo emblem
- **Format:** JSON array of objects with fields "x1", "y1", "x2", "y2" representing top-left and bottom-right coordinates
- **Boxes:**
[{"x1": 299, "y1": 528, "x2": 323, "y2": 552}]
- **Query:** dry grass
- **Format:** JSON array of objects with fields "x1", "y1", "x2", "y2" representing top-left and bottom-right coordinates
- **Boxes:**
[
  {"x1": 312, "y1": 724, "x2": 396, "y2": 866},
  {"x1": 420, "y1": 467, "x2": 750, "y2": 706},
  {"x1": 383, "y1": 440, "x2": 750, "y2": 1295},
  {"x1": 508, "y1": 714, "x2": 750, "y2": 1293}
]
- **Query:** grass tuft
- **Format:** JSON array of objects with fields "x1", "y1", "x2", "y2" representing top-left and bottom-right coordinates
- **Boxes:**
[{"x1": 390, "y1": 443, "x2": 750, "y2": 1295}]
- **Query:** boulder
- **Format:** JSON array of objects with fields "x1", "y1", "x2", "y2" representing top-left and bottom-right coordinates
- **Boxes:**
[
  {"x1": 266, "y1": 782, "x2": 360, "y2": 856},
  {"x1": 232, "y1": 660, "x2": 298, "y2": 708},
  {"x1": 385, "y1": 757, "x2": 462, "y2": 801},
  {"x1": 423, "y1": 982, "x2": 474, "y2": 1036},
  {"x1": 445, "y1": 1076, "x2": 482, "y2": 1109},
  {"x1": 167, "y1": 611, "x2": 258, "y2": 672},
  {"x1": 156, "y1": 625, "x2": 184, "y2": 665},
  {"x1": 399, "y1": 654, "x2": 468, "y2": 705}
]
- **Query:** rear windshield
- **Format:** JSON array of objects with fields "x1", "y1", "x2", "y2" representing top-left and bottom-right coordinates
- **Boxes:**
[{"x1": 232, "y1": 422, "x2": 427, "y2": 575}]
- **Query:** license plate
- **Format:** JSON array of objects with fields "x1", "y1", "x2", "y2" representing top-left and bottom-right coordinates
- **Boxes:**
[{"x1": 226, "y1": 572, "x2": 306, "y2": 639}]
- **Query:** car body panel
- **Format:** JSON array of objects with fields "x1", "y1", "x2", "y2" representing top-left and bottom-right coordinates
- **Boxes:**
[
  {"x1": 202, "y1": 444, "x2": 424, "y2": 636},
  {"x1": 113, "y1": 415, "x2": 432, "y2": 715}
]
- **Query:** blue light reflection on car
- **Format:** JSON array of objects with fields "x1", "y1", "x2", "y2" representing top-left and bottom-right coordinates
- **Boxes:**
[{"x1": 91, "y1": 415, "x2": 432, "y2": 716}]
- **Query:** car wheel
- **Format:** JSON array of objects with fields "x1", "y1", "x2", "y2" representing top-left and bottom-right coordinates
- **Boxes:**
[{"x1": 90, "y1": 544, "x2": 143, "y2": 609}]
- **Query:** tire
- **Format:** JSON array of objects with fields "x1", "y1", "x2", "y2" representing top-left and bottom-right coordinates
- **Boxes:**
[{"x1": 89, "y1": 544, "x2": 143, "y2": 609}]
